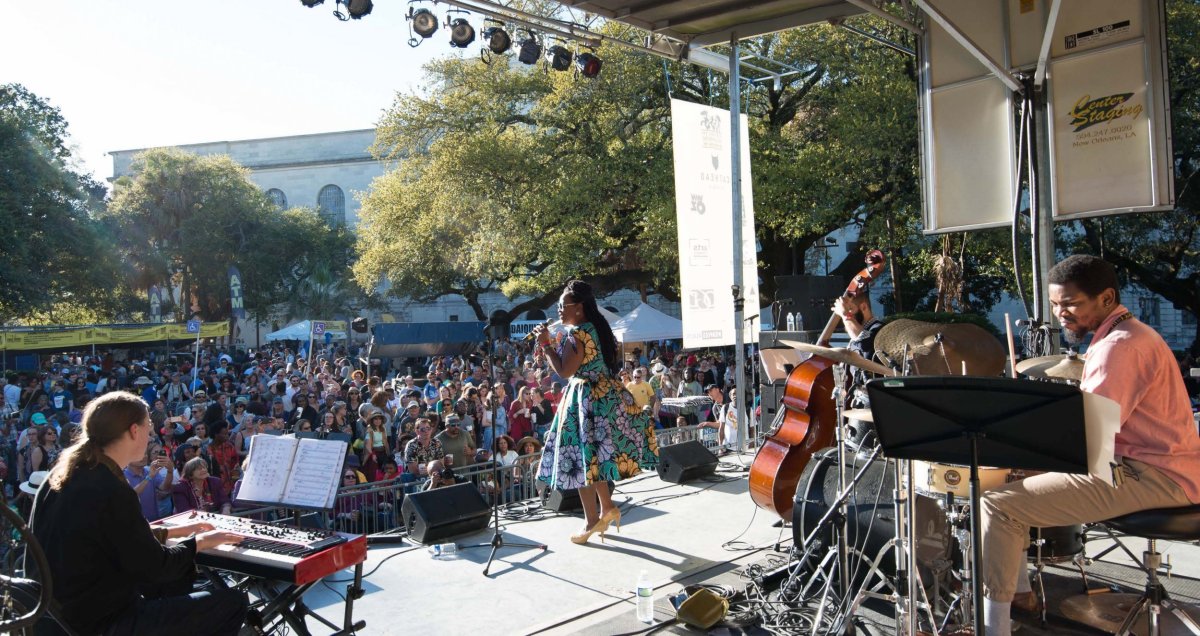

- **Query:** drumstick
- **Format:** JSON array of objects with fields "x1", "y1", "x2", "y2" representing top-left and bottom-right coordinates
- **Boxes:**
[{"x1": 1004, "y1": 313, "x2": 1018, "y2": 379}]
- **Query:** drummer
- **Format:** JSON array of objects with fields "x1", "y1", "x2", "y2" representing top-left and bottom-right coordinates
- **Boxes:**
[{"x1": 980, "y1": 255, "x2": 1200, "y2": 635}]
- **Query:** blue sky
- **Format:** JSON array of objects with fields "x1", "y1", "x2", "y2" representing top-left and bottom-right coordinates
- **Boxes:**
[{"x1": 1, "y1": 0, "x2": 468, "y2": 181}]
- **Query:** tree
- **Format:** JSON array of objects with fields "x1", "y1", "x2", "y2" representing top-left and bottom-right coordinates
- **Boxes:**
[
  {"x1": 0, "y1": 84, "x2": 133, "y2": 324},
  {"x1": 106, "y1": 148, "x2": 359, "y2": 325}
]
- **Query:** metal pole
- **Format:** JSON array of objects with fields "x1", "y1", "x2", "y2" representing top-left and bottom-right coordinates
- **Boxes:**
[
  {"x1": 729, "y1": 37, "x2": 748, "y2": 455},
  {"x1": 1032, "y1": 85, "x2": 1059, "y2": 353}
]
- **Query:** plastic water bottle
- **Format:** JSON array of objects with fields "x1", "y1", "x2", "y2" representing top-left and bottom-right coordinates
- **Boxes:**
[
  {"x1": 785, "y1": 312, "x2": 796, "y2": 332},
  {"x1": 636, "y1": 570, "x2": 654, "y2": 623},
  {"x1": 795, "y1": 312, "x2": 804, "y2": 332},
  {"x1": 428, "y1": 543, "x2": 458, "y2": 560}
]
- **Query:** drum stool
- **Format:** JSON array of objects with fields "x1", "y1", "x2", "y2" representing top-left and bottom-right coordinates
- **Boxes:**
[{"x1": 1103, "y1": 505, "x2": 1200, "y2": 636}]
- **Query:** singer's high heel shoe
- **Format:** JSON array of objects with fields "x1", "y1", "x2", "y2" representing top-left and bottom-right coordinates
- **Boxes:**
[
  {"x1": 599, "y1": 507, "x2": 621, "y2": 534},
  {"x1": 570, "y1": 517, "x2": 609, "y2": 544}
]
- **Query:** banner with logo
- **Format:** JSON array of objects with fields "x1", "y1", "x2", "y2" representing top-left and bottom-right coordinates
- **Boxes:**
[
  {"x1": 1049, "y1": 38, "x2": 1169, "y2": 218},
  {"x1": 670, "y1": 98, "x2": 760, "y2": 350},
  {"x1": 0, "y1": 321, "x2": 230, "y2": 351},
  {"x1": 149, "y1": 285, "x2": 162, "y2": 323},
  {"x1": 228, "y1": 266, "x2": 246, "y2": 319}
]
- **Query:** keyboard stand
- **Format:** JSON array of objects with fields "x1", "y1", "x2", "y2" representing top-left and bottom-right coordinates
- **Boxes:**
[{"x1": 204, "y1": 561, "x2": 365, "y2": 636}]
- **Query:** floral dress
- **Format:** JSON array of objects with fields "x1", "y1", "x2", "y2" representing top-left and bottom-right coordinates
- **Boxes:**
[{"x1": 537, "y1": 322, "x2": 659, "y2": 490}]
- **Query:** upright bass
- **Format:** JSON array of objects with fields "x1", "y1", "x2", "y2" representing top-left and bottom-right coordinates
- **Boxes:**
[{"x1": 748, "y1": 250, "x2": 887, "y2": 519}]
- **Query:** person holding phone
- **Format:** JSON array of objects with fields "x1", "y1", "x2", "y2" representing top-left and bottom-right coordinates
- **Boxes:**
[{"x1": 125, "y1": 446, "x2": 176, "y2": 521}]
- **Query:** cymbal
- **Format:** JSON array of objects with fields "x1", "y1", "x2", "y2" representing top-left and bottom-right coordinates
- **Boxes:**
[
  {"x1": 1016, "y1": 353, "x2": 1085, "y2": 381},
  {"x1": 1061, "y1": 592, "x2": 1200, "y2": 636},
  {"x1": 778, "y1": 341, "x2": 895, "y2": 377},
  {"x1": 875, "y1": 320, "x2": 1007, "y2": 376},
  {"x1": 842, "y1": 408, "x2": 874, "y2": 422}
]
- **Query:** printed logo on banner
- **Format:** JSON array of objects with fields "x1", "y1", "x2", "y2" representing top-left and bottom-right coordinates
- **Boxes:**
[
  {"x1": 700, "y1": 111, "x2": 722, "y2": 151},
  {"x1": 690, "y1": 194, "x2": 706, "y2": 215},
  {"x1": 688, "y1": 239, "x2": 711, "y2": 266},
  {"x1": 1068, "y1": 93, "x2": 1142, "y2": 133},
  {"x1": 688, "y1": 289, "x2": 715, "y2": 310}
]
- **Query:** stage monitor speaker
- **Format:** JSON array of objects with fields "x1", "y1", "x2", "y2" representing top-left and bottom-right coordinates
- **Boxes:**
[
  {"x1": 542, "y1": 480, "x2": 615, "y2": 513},
  {"x1": 656, "y1": 440, "x2": 718, "y2": 483},
  {"x1": 400, "y1": 482, "x2": 491, "y2": 544},
  {"x1": 759, "y1": 382, "x2": 786, "y2": 424}
]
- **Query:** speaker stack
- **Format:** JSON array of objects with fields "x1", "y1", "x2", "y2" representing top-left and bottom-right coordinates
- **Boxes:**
[
  {"x1": 399, "y1": 482, "x2": 492, "y2": 544},
  {"x1": 656, "y1": 441, "x2": 718, "y2": 483}
]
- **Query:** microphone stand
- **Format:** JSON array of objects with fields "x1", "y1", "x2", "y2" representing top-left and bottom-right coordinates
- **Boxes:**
[{"x1": 461, "y1": 322, "x2": 546, "y2": 575}]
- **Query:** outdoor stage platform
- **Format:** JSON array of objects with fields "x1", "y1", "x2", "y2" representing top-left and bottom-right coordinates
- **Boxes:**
[{"x1": 294, "y1": 451, "x2": 1200, "y2": 635}]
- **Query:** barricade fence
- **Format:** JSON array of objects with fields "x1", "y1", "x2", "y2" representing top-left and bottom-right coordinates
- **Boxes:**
[{"x1": 229, "y1": 423, "x2": 761, "y2": 537}]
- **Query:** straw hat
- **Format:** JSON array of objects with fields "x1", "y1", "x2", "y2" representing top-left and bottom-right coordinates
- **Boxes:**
[{"x1": 515, "y1": 436, "x2": 543, "y2": 453}]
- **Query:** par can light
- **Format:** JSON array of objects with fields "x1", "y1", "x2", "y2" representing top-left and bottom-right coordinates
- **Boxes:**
[
  {"x1": 411, "y1": 8, "x2": 438, "y2": 38},
  {"x1": 547, "y1": 45, "x2": 572, "y2": 71},
  {"x1": 518, "y1": 37, "x2": 542, "y2": 65},
  {"x1": 576, "y1": 52, "x2": 602, "y2": 78},
  {"x1": 482, "y1": 26, "x2": 511, "y2": 54},
  {"x1": 345, "y1": 0, "x2": 372, "y2": 18},
  {"x1": 449, "y1": 18, "x2": 475, "y2": 48}
]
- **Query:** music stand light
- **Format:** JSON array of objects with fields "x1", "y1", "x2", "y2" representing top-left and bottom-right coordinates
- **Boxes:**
[{"x1": 867, "y1": 376, "x2": 1088, "y2": 635}]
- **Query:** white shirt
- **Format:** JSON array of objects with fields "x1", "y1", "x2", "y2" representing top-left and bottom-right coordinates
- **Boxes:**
[{"x1": 2, "y1": 383, "x2": 19, "y2": 406}]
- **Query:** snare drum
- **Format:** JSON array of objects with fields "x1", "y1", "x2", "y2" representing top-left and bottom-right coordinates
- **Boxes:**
[{"x1": 912, "y1": 461, "x2": 1037, "y2": 500}]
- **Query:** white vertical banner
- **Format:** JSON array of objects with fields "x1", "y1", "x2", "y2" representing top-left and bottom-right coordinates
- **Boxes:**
[{"x1": 670, "y1": 98, "x2": 760, "y2": 350}]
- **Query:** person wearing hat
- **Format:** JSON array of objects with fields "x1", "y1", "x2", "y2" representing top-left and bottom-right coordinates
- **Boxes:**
[
  {"x1": 434, "y1": 414, "x2": 474, "y2": 470},
  {"x1": 29, "y1": 391, "x2": 247, "y2": 634}
]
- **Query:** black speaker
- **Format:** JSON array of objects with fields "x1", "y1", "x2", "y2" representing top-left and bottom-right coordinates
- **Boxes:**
[
  {"x1": 773, "y1": 274, "x2": 845, "y2": 333},
  {"x1": 400, "y1": 482, "x2": 491, "y2": 544},
  {"x1": 656, "y1": 440, "x2": 718, "y2": 483},
  {"x1": 351, "y1": 317, "x2": 368, "y2": 333},
  {"x1": 759, "y1": 381, "x2": 787, "y2": 424},
  {"x1": 542, "y1": 480, "x2": 615, "y2": 512}
]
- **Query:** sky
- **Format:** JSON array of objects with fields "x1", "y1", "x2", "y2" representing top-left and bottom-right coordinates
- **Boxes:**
[{"x1": 0, "y1": 0, "x2": 470, "y2": 182}]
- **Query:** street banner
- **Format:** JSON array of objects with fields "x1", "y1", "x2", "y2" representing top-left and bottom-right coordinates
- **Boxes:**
[
  {"x1": 670, "y1": 98, "x2": 760, "y2": 349},
  {"x1": 228, "y1": 266, "x2": 246, "y2": 319},
  {"x1": 0, "y1": 322, "x2": 230, "y2": 351}
]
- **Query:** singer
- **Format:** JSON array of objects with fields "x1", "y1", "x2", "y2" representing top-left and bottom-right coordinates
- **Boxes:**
[{"x1": 534, "y1": 280, "x2": 659, "y2": 545}]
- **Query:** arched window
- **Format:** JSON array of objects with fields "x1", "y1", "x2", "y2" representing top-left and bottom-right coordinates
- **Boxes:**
[
  {"x1": 317, "y1": 185, "x2": 345, "y2": 227},
  {"x1": 525, "y1": 309, "x2": 547, "y2": 320},
  {"x1": 266, "y1": 188, "x2": 287, "y2": 209}
]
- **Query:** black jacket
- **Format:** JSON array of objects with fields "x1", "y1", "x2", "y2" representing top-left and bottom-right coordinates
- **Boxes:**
[{"x1": 30, "y1": 455, "x2": 197, "y2": 634}]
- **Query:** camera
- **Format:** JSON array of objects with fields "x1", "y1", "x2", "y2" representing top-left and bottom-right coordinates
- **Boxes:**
[{"x1": 438, "y1": 466, "x2": 456, "y2": 480}]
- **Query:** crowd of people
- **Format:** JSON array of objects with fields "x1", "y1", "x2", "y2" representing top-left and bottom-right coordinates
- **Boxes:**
[{"x1": 1, "y1": 330, "x2": 745, "y2": 524}]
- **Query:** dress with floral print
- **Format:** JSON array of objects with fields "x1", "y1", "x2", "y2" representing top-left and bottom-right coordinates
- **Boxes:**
[{"x1": 537, "y1": 322, "x2": 659, "y2": 489}]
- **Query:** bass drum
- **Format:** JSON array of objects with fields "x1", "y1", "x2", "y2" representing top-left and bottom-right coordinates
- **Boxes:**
[{"x1": 793, "y1": 447, "x2": 950, "y2": 583}]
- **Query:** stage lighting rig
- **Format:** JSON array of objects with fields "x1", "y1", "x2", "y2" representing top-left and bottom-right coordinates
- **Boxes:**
[
  {"x1": 481, "y1": 22, "x2": 511, "y2": 55},
  {"x1": 408, "y1": 6, "x2": 439, "y2": 43},
  {"x1": 547, "y1": 44, "x2": 572, "y2": 72},
  {"x1": 333, "y1": 0, "x2": 372, "y2": 20},
  {"x1": 448, "y1": 17, "x2": 476, "y2": 48},
  {"x1": 575, "y1": 52, "x2": 602, "y2": 78},
  {"x1": 517, "y1": 32, "x2": 542, "y2": 66}
]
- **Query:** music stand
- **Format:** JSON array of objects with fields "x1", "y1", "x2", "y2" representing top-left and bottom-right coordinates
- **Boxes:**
[{"x1": 866, "y1": 376, "x2": 1088, "y2": 635}]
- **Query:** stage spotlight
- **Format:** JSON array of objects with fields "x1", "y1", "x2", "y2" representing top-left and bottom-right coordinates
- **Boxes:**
[
  {"x1": 300, "y1": 0, "x2": 324, "y2": 7},
  {"x1": 449, "y1": 18, "x2": 475, "y2": 48},
  {"x1": 482, "y1": 26, "x2": 511, "y2": 54},
  {"x1": 410, "y1": 8, "x2": 438, "y2": 38},
  {"x1": 345, "y1": 0, "x2": 372, "y2": 18},
  {"x1": 517, "y1": 36, "x2": 542, "y2": 65},
  {"x1": 576, "y1": 52, "x2": 602, "y2": 78},
  {"x1": 547, "y1": 45, "x2": 572, "y2": 71}
]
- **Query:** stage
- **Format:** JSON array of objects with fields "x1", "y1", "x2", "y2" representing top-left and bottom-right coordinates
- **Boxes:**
[{"x1": 290, "y1": 451, "x2": 1200, "y2": 635}]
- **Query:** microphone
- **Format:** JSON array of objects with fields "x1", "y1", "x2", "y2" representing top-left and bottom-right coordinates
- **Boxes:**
[{"x1": 522, "y1": 322, "x2": 549, "y2": 343}]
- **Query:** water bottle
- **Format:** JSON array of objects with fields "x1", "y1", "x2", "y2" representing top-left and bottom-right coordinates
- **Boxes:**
[
  {"x1": 635, "y1": 570, "x2": 654, "y2": 623},
  {"x1": 785, "y1": 312, "x2": 796, "y2": 332},
  {"x1": 795, "y1": 312, "x2": 804, "y2": 332},
  {"x1": 428, "y1": 542, "x2": 458, "y2": 560}
]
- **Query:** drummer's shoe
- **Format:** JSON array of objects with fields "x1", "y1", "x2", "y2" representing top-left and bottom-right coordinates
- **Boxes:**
[{"x1": 1011, "y1": 591, "x2": 1043, "y2": 616}]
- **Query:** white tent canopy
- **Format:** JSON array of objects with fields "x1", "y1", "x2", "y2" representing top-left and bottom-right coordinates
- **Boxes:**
[
  {"x1": 265, "y1": 320, "x2": 348, "y2": 342},
  {"x1": 610, "y1": 302, "x2": 682, "y2": 342}
]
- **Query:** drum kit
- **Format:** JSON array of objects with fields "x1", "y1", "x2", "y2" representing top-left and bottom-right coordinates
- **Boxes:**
[{"x1": 764, "y1": 323, "x2": 1092, "y2": 635}]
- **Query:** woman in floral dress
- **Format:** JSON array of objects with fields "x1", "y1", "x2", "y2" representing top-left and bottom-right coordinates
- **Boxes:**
[{"x1": 534, "y1": 280, "x2": 659, "y2": 544}]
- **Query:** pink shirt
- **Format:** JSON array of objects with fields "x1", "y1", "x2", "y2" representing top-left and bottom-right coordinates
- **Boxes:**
[{"x1": 1082, "y1": 305, "x2": 1200, "y2": 503}]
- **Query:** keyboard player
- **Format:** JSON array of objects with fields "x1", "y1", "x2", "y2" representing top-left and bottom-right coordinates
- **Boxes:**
[{"x1": 30, "y1": 392, "x2": 249, "y2": 635}]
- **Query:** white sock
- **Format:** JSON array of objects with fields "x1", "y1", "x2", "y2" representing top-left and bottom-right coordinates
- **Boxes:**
[
  {"x1": 1015, "y1": 568, "x2": 1032, "y2": 594},
  {"x1": 984, "y1": 599, "x2": 1012, "y2": 636}
]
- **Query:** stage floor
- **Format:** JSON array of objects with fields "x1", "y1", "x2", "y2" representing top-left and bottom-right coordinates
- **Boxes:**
[{"x1": 292, "y1": 452, "x2": 1200, "y2": 635}]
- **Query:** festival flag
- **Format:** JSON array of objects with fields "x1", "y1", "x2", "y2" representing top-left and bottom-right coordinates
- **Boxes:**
[{"x1": 228, "y1": 266, "x2": 246, "y2": 319}]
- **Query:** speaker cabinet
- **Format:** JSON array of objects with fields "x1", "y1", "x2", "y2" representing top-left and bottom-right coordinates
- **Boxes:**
[
  {"x1": 400, "y1": 482, "x2": 491, "y2": 544},
  {"x1": 542, "y1": 480, "x2": 616, "y2": 512},
  {"x1": 656, "y1": 440, "x2": 718, "y2": 483}
]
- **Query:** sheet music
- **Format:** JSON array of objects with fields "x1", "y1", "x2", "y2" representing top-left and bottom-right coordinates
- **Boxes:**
[
  {"x1": 237, "y1": 434, "x2": 298, "y2": 504},
  {"x1": 1082, "y1": 391, "x2": 1120, "y2": 482},
  {"x1": 282, "y1": 438, "x2": 348, "y2": 509}
]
